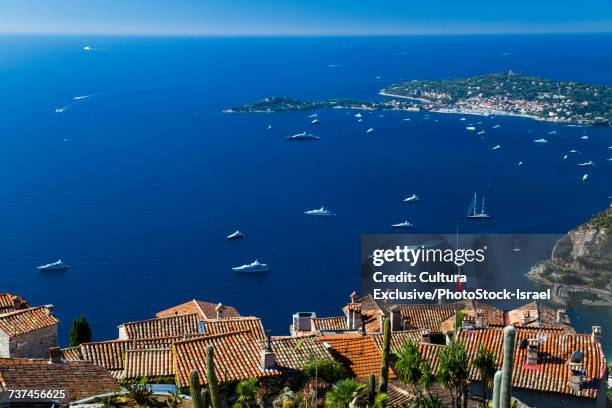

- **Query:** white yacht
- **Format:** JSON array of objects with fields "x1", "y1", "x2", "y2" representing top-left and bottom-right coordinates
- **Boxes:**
[
  {"x1": 460, "y1": 117, "x2": 466, "y2": 121},
  {"x1": 563, "y1": 154, "x2": 568, "y2": 160},
  {"x1": 304, "y1": 207, "x2": 335, "y2": 216},
  {"x1": 226, "y1": 230, "x2": 244, "y2": 240},
  {"x1": 287, "y1": 131, "x2": 319, "y2": 141},
  {"x1": 267, "y1": 125, "x2": 272, "y2": 130},
  {"x1": 548, "y1": 130, "x2": 558, "y2": 135},
  {"x1": 37, "y1": 259, "x2": 70, "y2": 271},
  {"x1": 232, "y1": 260, "x2": 270, "y2": 272},
  {"x1": 466, "y1": 126, "x2": 476, "y2": 131},
  {"x1": 354, "y1": 113, "x2": 362, "y2": 118},
  {"x1": 533, "y1": 138, "x2": 548, "y2": 143},
  {"x1": 477, "y1": 130, "x2": 486, "y2": 135},
  {"x1": 582, "y1": 174, "x2": 589, "y2": 181},
  {"x1": 311, "y1": 118, "x2": 321, "y2": 125},
  {"x1": 308, "y1": 113, "x2": 318, "y2": 118},
  {"x1": 518, "y1": 161, "x2": 524, "y2": 166},
  {"x1": 83, "y1": 46, "x2": 92, "y2": 51},
  {"x1": 403, "y1": 194, "x2": 420, "y2": 203},
  {"x1": 492, "y1": 145, "x2": 501, "y2": 150},
  {"x1": 577, "y1": 161, "x2": 595, "y2": 167},
  {"x1": 366, "y1": 128, "x2": 374, "y2": 133},
  {"x1": 492, "y1": 124, "x2": 501, "y2": 129},
  {"x1": 391, "y1": 221, "x2": 414, "y2": 229},
  {"x1": 581, "y1": 135, "x2": 589, "y2": 140},
  {"x1": 569, "y1": 149, "x2": 578, "y2": 153}
]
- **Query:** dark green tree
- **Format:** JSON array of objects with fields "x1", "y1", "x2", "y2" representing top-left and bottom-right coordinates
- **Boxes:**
[
  {"x1": 471, "y1": 346, "x2": 496, "y2": 402},
  {"x1": 378, "y1": 318, "x2": 391, "y2": 393},
  {"x1": 68, "y1": 315, "x2": 92, "y2": 347}
]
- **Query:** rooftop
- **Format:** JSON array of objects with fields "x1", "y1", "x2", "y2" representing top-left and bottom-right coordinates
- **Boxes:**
[
  {"x1": 0, "y1": 306, "x2": 58, "y2": 338},
  {"x1": 156, "y1": 299, "x2": 241, "y2": 320},
  {"x1": 460, "y1": 327, "x2": 606, "y2": 398},
  {"x1": 0, "y1": 357, "x2": 119, "y2": 403}
]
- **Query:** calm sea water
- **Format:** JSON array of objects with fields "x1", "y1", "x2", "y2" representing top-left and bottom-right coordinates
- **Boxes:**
[{"x1": 0, "y1": 34, "x2": 610, "y2": 355}]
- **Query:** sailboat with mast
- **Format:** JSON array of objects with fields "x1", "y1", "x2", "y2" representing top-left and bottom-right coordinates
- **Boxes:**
[{"x1": 466, "y1": 192, "x2": 490, "y2": 219}]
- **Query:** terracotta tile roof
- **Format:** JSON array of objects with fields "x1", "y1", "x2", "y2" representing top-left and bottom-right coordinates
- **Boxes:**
[
  {"x1": 120, "y1": 313, "x2": 201, "y2": 339},
  {"x1": 417, "y1": 343, "x2": 444, "y2": 375},
  {"x1": 156, "y1": 299, "x2": 240, "y2": 320},
  {"x1": 0, "y1": 306, "x2": 58, "y2": 337},
  {"x1": 124, "y1": 349, "x2": 173, "y2": 379},
  {"x1": 0, "y1": 294, "x2": 29, "y2": 315},
  {"x1": 320, "y1": 334, "x2": 394, "y2": 379},
  {"x1": 268, "y1": 336, "x2": 332, "y2": 371},
  {"x1": 507, "y1": 301, "x2": 574, "y2": 332},
  {"x1": 0, "y1": 357, "x2": 119, "y2": 403},
  {"x1": 397, "y1": 304, "x2": 458, "y2": 331},
  {"x1": 459, "y1": 327, "x2": 607, "y2": 398},
  {"x1": 386, "y1": 383, "x2": 413, "y2": 407},
  {"x1": 312, "y1": 316, "x2": 348, "y2": 332},
  {"x1": 173, "y1": 330, "x2": 280, "y2": 387},
  {"x1": 65, "y1": 336, "x2": 202, "y2": 371},
  {"x1": 370, "y1": 330, "x2": 426, "y2": 354},
  {"x1": 59, "y1": 346, "x2": 82, "y2": 361},
  {"x1": 80, "y1": 340, "x2": 131, "y2": 371},
  {"x1": 203, "y1": 317, "x2": 266, "y2": 340},
  {"x1": 455, "y1": 300, "x2": 505, "y2": 326}
]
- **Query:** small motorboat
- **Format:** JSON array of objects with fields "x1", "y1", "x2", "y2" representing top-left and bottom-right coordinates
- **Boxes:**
[
  {"x1": 533, "y1": 138, "x2": 548, "y2": 143},
  {"x1": 226, "y1": 230, "x2": 244, "y2": 240},
  {"x1": 304, "y1": 207, "x2": 335, "y2": 216},
  {"x1": 232, "y1": 260, "x2": 270, "y2": 272},
  {"x1": 492, "y1": 145, "x2": 501, "y2": 150},
  {"x1": 366, "y1": 128, "x2": 374, "y2": 133},
  {"x1": 403, "y1": 194, "x2": 420, "y2": 203},
  {"x1": 391, "y1": 221, "x2": 414, "y2": 229},
  {"x1": 37, "y1": 259, "x2": 70, "y2": 271}
]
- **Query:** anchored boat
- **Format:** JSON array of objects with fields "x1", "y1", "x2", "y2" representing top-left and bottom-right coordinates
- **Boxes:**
[{"x1": 466, "y1": 193, "x2": 491, "y2": 220}]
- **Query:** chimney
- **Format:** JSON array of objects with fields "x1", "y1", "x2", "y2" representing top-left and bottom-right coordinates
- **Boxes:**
[
  {"x1": 526, "y1": 339, "x2": 539, "y2": 366},
  {"x1": 44, "y1": 305, "x2": 54, "y2": 316},
  {"x1": 347, "y1": 303, "x2": 362, "y2": 331},
  {"x1": 592, "y1": 326, "x2": 602, "y2": 343},
  {"x1": 389, "y1": 306, "x2": 402, "y2": 332},
  {"x1": 421, "y1": 329, "x2": 431, "y2": 343},
  {"x1": 260, "y1": 332, "x2": 275, "y2": 370},
  {"x1": 522, "y1": 310, "x2": 531, "y2": 324},
  {"x1": 474, "y1": 309, "x2": 484, "y2": 329},
  {"x1": 215, "y1": 303, "x2": 226, "y2": 319},
  {"x1": 556, "y1": 309, "x2": 567, "y2": 324},
  {"x1": 569, "y1": 350, "x2": 585, "y2": 393},
  {"x1": 49, "y1": 347, "x2": 62, "y2": 364}
]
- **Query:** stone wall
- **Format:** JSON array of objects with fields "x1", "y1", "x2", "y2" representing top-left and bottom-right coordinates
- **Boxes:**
[{"x1": 0, "y1": 325, "x2": 58, "y2": 358}]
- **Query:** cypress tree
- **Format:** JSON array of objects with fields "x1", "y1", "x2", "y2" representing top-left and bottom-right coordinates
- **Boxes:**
[{"x1": 68, "y1": 315, "x2": 92, "y2": 347}]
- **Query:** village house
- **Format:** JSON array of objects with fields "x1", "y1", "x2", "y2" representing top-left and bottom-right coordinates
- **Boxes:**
[
  {"x1": 0, "y1": 347, "x2": 119, "y2": 405},
  {"x1": 0, "y1": 294, "x2": 58, "y2": 359}
]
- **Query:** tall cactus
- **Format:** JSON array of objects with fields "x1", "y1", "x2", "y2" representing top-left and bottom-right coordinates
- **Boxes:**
[
  {"x1": 379, "y1": 317, "x2": 391, "y2": 393},
  {"x1": 190, "y1": 371, "x2": 206, "y2": 408},
  {"x1": 500, "y1": 326, "x2": 516, "y2": 408},
  {"x1": 492, "y1": 370, "x2": 502, "y2": 408},
  {"x1": 367, "y1": 373, "x2": 377, "y2": 406},
  {"x1": 206, "y1": 346, "x2": 222, "y2": 408}
]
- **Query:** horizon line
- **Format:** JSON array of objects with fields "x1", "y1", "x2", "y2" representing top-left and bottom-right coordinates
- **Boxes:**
[{"x1": 0, "y1": 30, "x2": 611, "y2": 38}]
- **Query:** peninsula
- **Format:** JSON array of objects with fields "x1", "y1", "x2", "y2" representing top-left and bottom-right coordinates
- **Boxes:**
[
  {"x1": 528, "y1": 207, "x2": 612, "y2": 307},
  {"x1": 227, "y1": 72, "x2": 612, "y2": 126}
]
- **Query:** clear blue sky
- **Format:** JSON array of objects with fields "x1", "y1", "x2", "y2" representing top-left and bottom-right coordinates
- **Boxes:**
[{"x1": 0, "y1": 0, "x2": 610, "y2": 36}]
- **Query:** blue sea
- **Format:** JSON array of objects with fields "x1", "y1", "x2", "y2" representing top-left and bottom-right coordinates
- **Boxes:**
[{"x1": 0, "y1": 34, "x2": 610, "y2": 355}]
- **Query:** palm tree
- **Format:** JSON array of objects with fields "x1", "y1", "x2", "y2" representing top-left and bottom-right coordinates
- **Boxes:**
[
  {"x1": 471, "y1": 346, "x2": 496, "y2": 403},
  {"x1": 437, "y1": 340, "x2": 468, "y2": 408},
  {"x1": 324, "y1": 379, "x2": 365, "y2": 408},
  {"x1": 236, "y1": 377, "x2": 258, "y2": 407},
  {"x1": 394, "y1": 340, "x2": 423, "y2": 395}
]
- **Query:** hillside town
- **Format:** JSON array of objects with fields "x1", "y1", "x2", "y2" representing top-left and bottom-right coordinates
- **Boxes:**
[{"x1": 0, "y1": 291, "x2": 608, "y2": 407}]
